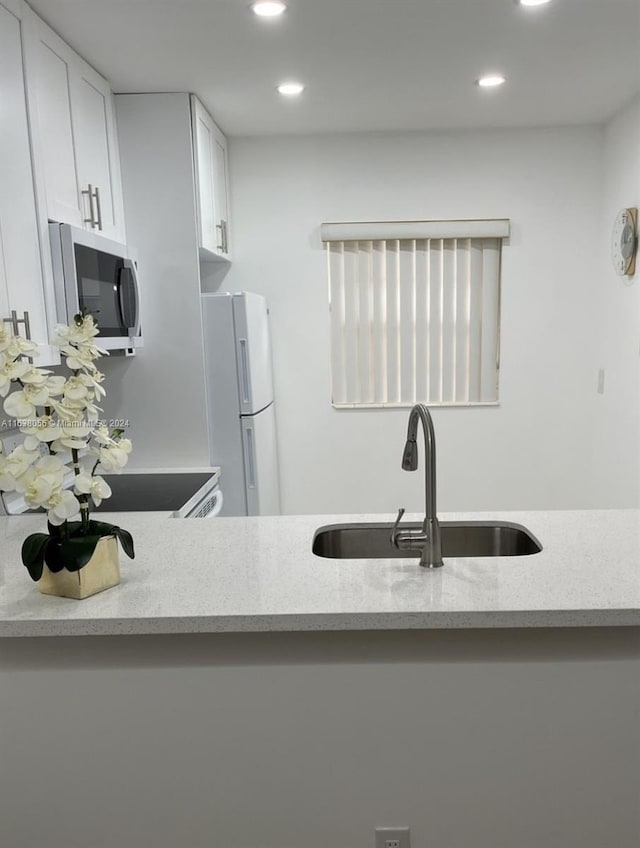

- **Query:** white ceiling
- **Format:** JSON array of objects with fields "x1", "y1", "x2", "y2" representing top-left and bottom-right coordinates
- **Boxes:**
[{"x1": 27, "y1": 0, "x2": 640, "y2": 137}]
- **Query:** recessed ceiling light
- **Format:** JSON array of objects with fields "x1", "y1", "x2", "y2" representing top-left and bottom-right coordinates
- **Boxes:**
[
  {"x1": 251, "y1": 1, "x2": 287, "y2": 17},
  {"x1": 476, "y1": 74, "x2": 506, "y2": 88},
  {"x1": 518, "y1": 0, "x2": 552, "y2": 6},
  {"x1": 277, "y1": 82, "x2": 304, "y2": 96}
]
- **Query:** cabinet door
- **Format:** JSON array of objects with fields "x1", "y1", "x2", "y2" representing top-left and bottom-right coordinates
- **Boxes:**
[
  {"x1": 71, "y1": 62, "x2": 126, "y2": 242},
  {"x1": 191, "y1": 95, "x2": 230, "y2": 259},
  {"x1": 21, "y1": 11, "x2": 83, "y2": 228},
  {"x1": 212, "y1": 123, "x2": 231, "y2": 258},
  {"x1": 0, "y1": 4, "x2": 57, "y2": 364}
]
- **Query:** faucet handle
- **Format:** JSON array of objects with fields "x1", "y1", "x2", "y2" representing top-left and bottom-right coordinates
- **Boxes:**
[{"x1": 390, "y1": 507, "x2": 406, "y2": 548}]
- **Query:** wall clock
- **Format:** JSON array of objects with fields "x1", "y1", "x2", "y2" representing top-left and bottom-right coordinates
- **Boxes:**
[{"x1": 611, "y1": 207, "x2": 638, "y2": 276}]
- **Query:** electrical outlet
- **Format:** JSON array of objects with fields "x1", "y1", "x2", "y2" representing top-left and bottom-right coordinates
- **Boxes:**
[{"x1": 375, "y1": 826, "x2": 410, "y2": 848}]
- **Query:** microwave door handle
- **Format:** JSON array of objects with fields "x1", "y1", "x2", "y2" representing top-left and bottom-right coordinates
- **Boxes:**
[{"x1": 122, "y1": 258, "x2": 141, "y2": 340}]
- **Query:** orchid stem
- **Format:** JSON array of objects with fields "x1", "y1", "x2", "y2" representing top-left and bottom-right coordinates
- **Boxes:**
[{"x1": 71, "y1": 448, "x2": 90, "y2": 533}]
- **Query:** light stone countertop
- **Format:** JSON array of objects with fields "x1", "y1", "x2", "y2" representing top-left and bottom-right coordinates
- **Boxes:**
[{"x1": 1, "y1": 509, "x2": 639, "y2": 637}]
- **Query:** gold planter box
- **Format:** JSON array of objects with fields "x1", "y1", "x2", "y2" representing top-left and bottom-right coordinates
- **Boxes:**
[{"x1": 38, "y1": 536, "x2": 120, "y2": 600}]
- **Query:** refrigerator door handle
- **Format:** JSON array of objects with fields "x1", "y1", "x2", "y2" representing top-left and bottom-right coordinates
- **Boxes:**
[
  {"x1": 245, "y1": 426, "x2": 256, "y2": 488},
  {"x1": 239, "y1": 339, "x2": 250, "y2": 405}
]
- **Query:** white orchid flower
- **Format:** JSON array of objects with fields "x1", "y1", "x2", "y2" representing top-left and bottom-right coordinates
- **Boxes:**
[
  {"x1": 0, "y1": 445, "x2": 40, "y2": 492},
  {"x1": 52, "y1": 439, "x2": 87, "y2": 454},
  {"x1": 79, "y1": 370, "x2": 106, "y2": 399},
  {"x1": 6, "y1": 336, "x2": 38, "y2": 359},
  {"x1": 20, "y1": 415, "x2": 63, "y2": 450},
  {"x1": 63, "y1": 420, "x2": 93, "y2": 439},
  {"x1": 50, "y1": 392, "x2": 101, "y2": 418},
  {"x1": 45, "y1": 375, "x2": 66, "y2": 397},
  {"x1": 81, "y1": 397, "x2": 102, "y2": 418},
  {"x1": 0, "y1": 356, "x2": 31, "y2": 397},
  {"x1": 46, "y1": 489, "x2": 80, "y2": 526},
  {"x1": 18, "y1": 455, "x2": 66, "y2": 496},
  {"x1": 92, "y1": 424, "x2": 115, "y2": 446},
  {"x1": 0, "y1": 328, "x2": 13, "y2": 353},
  {"x1": 55, "y1": 315, "x2": 103, "y2": 348},
  {"x1": 0, "y1": 318, "x2": 133, "y2": 530},
  {"x1": 4, "y1": 381, "x2": 53, "y2": 419},
  {"x1": 74, "y1": 472, "x2": 112, "y2": 507},
  {"x1": 20, "y1": 456, "x2": 67, "y2": 508},
  {"x1": 62, "y1": 345, "x2": 106, "y2": 370},
  {"x1": 50, "y1": 419, "x2": 94, "y2": 453},
  {"x1": 96, "y1": 443, "x2": 130, "y2": 473},
  {"x1": 48, "y1": 397, "x2": 88, "y2": 422},
  {"x1": 20, "y1": 367, "x2": 50, "y2": 386},
  {"x1": 63, "y1": 375, "x2": 90, "y2": 402},
  {"x1": 23, "y1": 474, "x2": 56, "y2": 508}
]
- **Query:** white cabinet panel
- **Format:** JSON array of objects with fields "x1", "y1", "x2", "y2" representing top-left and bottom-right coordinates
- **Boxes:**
[
  {"x1": 22, "y1": 8, "x2": 125, "y2": 241},
  {"x1": 72, "y1": 66, "x2": 125, "y2": 241},
  {"x1": 191, "y1": 95, "x2": 231, "y2": 260},
  {"x1": 23, "y1": 14, "x2": 82, "y2": 228},
  {"x1": 0, "y1": 3, "x2": 57, "y2": 364},
  {"x1": 193, "y1": 103, "x2": 217, "y2": 254},
  {"x1": 213, "y1": 132, "x2": 230, "y2": 244}
]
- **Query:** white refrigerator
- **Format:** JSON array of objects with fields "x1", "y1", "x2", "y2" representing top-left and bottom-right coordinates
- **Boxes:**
[{"x1": 201, "y1": 292, "x2": 281, "y2": 516}]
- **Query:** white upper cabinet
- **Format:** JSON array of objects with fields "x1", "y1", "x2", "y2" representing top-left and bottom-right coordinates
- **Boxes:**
[
  {"x1": 0, "y1": 2, "x2": 58, "y2": 364},
  {"x1": 71, "y1": 64, "x2": 124, "y2": 240},
  {"x1": 191, "y1": 95, "x2": 231, "y2": 261},
  {"x1": 22, "y1": 8, "x2": 126, "y2": 242}
]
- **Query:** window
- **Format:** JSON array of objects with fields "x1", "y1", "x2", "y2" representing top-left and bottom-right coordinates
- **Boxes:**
[{"x1": 321, "y1": 218, "x2": 509, "y2": 408}]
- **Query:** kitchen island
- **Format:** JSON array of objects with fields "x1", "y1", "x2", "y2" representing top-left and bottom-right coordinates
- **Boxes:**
[
  {"x1": 1, "y1": 509, "x2": 640, "y2": 635},
  {"x1": 1, "y1": 510, "x2": 639, "y2": 848}
]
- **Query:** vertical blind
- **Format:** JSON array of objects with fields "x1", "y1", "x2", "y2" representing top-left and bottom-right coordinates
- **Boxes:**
[{"x1": 323, "y1": 221, "x2": 508, "y2": 408}]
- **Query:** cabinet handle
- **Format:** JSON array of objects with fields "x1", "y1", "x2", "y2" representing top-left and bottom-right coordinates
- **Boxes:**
[
  {"x1": 82, "y1": 184, "x2": 96, "y2": 228},
  {"x1": 216, "y1": 220, "x2": 228, "y2": 253},
  {"x1": 3, "y1": 310, "x2": 31, "y2": 340},
  {"x1": 81, "y1": 185, "x2": 102, "y2": 230},
  {"x1": 21, "y1": 309, "x2": 31, "y2": 341},
  {"x1": 93, "y1": 186, "x2": 103, "y2": 231}
]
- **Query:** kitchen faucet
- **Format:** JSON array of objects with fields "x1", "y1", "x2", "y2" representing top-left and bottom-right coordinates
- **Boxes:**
[{"x1": 391, "y1": 403, "x2": 444, "y2": 568}]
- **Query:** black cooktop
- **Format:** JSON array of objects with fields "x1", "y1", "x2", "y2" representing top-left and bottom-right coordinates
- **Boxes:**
[{"x1": 92, "y1": 472, "x2": 215, "y2": 512}]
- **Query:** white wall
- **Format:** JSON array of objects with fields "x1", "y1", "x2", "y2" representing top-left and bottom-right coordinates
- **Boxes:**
[
  {"x1": 592, "y1": 96, "x2": 640, "y2": 505},
  {"x1": 102, "y1": 93, "x2": 210, "y2": 469},
  {"x1": 2, "y1": 629, "x2": 639, "y2": 848},
  {"x1": 227, "y1": 126, "x2": 608, "y2": 514}
]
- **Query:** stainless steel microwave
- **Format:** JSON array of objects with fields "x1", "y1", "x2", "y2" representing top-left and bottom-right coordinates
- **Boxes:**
[{"x1": 49, "y1": 223, "x2": 143, "y2": 351}]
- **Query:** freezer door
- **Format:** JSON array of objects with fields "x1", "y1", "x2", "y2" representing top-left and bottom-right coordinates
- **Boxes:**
[
  {"x1": 233, "y1": 292, "x2": 274, "y2": 415},
  {"x1": 241, "y1": 403, "x2": 281, "y2": 516}
]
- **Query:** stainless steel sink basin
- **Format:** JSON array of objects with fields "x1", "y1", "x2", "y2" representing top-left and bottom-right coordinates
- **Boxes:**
[{"x1": 312, "y1": 521, "x2": 542, "y2": 559}]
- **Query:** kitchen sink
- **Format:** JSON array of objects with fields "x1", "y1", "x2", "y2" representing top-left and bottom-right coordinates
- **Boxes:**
[{"x1": 312, "y1": 521, "x2": 542, "y2": 560}]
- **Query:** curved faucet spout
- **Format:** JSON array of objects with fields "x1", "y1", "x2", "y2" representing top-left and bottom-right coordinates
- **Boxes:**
[
  {"x1": 402, "y1": 404, "x2": 438, "y2": 522},
  {"x1": 395, "y1": 403, "x2": 443, "y2": 568}
]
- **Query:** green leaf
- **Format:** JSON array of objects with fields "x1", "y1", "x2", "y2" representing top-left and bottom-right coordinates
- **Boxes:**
[
  {"x1": 21, "y1": 534, "x2": 50, "y2": 581},
  {"x1": 84, "y1": 520, "x2": 134, "y2": 560},
  {"x1": 54, "y1": 536, "x2": 102, "y2": 572},
  {"x1": 47, "y1": 520, "x2": 82, "y2": 540},
  {"x1": 44, "y1": 539, "x2": 66, "y2": 573},
  {"x1": 34, "y1": 521, "x2": 134, "y2": 574},
  {"x1": 86, "y1": 520, "x2": 117, "y2": 537},
  {"x1": 115, "y1": 528, "x2": 135, "y2": 560}
]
